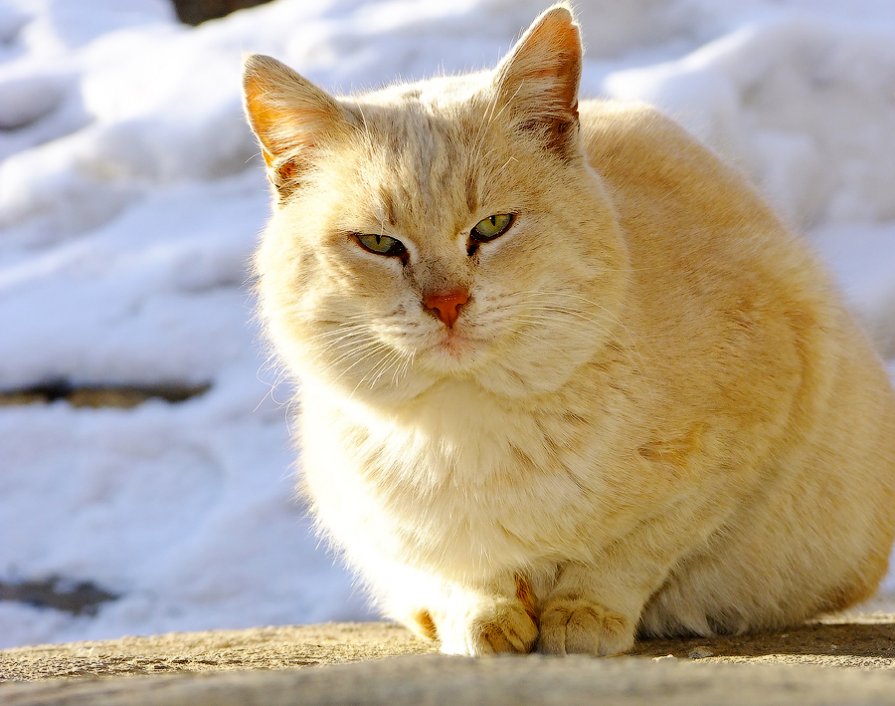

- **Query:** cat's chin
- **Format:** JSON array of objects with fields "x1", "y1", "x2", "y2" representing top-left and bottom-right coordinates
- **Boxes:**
[{"x1": 418, "y1": 329, "x2": 493, "y2": 374}]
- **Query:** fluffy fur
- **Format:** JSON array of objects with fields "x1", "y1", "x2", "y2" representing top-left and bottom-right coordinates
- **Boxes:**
[{"x1": 243, "y1": 5, "x2": 895, "y2": 656}]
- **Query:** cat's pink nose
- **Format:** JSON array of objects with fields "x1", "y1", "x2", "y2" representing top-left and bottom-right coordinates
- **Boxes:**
[{"x1": 423, "y1": 289, "x2": 469, "y2": 328}]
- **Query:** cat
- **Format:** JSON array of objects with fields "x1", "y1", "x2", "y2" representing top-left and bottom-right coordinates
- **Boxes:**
[{"x1": 242, "y1": 4, "x2": 895, "y2": 656}]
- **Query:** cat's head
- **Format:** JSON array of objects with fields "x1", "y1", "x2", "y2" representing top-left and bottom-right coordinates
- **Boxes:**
[{"x1": 244, "y1": 5, "x2": 629, "y2": 405}]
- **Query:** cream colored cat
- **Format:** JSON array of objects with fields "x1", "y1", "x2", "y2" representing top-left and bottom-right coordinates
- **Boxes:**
[{"x1": 243, "y1": 5, "x2": 895, "y2": 656}]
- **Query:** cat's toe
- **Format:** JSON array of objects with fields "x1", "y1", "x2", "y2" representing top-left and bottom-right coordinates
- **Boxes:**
[
  {"x1": 472, "y1": 602, "x2": 538, "y2": 655},
  {"x1": 439, "y1": 600, "x2": 538, "y2": 655},
  {"x1": 538, "y1": 598, "x2": 634, "y2": 656}
]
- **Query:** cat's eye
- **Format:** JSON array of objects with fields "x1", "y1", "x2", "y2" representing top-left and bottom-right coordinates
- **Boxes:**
[
  {"x1": 353, "y1": 232, "x2": 407, "y2": 259},
  {"x1": 470, "y1": 213, "x2": 514, "y2": 243}
]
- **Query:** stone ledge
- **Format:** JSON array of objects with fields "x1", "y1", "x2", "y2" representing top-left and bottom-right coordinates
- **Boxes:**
[
  {"x1": 2, "y1": 617, "x2": 895, "y2": 705},
  {"x1": 0, "y1": 623, "x2": 434, "y2": 681}
]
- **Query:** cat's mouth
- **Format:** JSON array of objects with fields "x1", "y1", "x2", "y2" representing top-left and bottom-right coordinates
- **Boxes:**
[{"x1": 422, "y1": 328, "x2": 490, "y2": 369}]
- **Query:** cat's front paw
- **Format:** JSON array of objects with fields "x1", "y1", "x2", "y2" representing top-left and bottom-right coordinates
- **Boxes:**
[
  {"x1": 538, "y1": 597, "x2": 635, "y2": 656},
  {"x1": 439, "y1": 599, "x2": 538, "y2": 656}
]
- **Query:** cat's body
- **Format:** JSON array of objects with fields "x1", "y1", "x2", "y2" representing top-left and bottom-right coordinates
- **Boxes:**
[{"x1": 244, "y1": 6, "x2": 895, "y2": 656}]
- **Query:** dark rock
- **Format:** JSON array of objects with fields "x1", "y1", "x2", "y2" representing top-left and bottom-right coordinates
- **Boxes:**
[
  {"x1": 170, "y1": 0, "x2": 273, "y2": 26},
  {"x1": 0, "y1": 577, "x2": 119, "y2": 616}
]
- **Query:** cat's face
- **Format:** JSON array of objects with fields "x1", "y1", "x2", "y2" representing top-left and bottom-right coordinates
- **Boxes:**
[{"x1": 246, "y1": 6, "x2": 628, "y2": 404}]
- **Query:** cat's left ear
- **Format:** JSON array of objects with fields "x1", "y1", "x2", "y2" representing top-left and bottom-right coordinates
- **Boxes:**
[
  {"x1": 493, "y1": 4, "x2": 582, "y2": 156},
  {"x1": 243, "y1": 55, "x2": 353, "y2": 199}
]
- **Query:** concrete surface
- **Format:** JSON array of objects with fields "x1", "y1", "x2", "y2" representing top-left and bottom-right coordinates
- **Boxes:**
[{"x1": 2, "y1": 616, "x2": 895, "y2": 705}]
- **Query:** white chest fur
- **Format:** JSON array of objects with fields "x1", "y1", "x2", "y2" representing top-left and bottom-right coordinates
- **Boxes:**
[{"x1": 298, "y1": 379, "x2": 608, "y2": 584}]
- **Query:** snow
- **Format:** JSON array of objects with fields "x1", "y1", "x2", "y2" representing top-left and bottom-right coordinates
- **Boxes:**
[{"x1": 1, "y1": 0, "x2": 894, "y2": 648}]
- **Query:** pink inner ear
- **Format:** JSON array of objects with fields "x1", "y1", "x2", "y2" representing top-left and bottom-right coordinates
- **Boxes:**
[
  {"x1": 243, "y1": 55, "x2": 350, "y2": 196},
  {"x1": 246, "y1": 94, "x2": 335, "y2": 162},
  {"x1": 494, "y1": 7, "x2": 582, "y2": 144}
]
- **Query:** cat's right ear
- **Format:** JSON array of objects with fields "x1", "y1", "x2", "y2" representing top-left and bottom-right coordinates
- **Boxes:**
[
  {"x1": 493, "y1": 5, "x2": 582, "y2": 157},
  {"x1": 242, "y1": 55, "x2": 351, "y2": 200}
]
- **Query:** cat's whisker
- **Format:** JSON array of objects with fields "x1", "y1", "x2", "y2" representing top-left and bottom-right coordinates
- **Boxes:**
[
  {"x1": 536, "y1": 293, "x2": 652, "y2": 369},
  {"x1": 306, "y1": 323, "x2": 366, "y2": 338},
  {"x1": 468, "y1": 80, "x2": 522, "y2": 175},
  {"x1": 480, "y1": 294, "x2": 615, "y2": 325},
  {"x1": 307, "y1": 331, "x2": 369, "y2": 351},
  {"x1": 496, "y1": 154, "x2": 518, "y2": 175},
  {"x1": 509, "y1": 302, "x2": 607, "y2": 321},
  {"x1": 370, "y1": 350, "x2": 406, "y2": 389},
  {"x1": 468, "y1": 92, "x2": 499, "y2": 169},
  {"x1": 250, "y1": 342, "x2": 298, "y2": 412},
  {"x1": 325, "y1": 337, "x2": 388, "y2": 369},
  {"x1": 306, "y1": 337, "x2": 372, "y2": 362},
  {"x1": 305, "y1": 313, "x2": 374, "y2": 327},
  {"x1": 252, "y1": 366, "x2": 288, "y2": 413},
  {"x1": 355, "y1": 103, "x2": 374, "y2": 150},
  {"x1": 326, "y1": 341, "x2": 393, "y2": 386},
  {"x1": 509, "y1": 300, "x2": 650, "y2": 374},
  {"x1": 484, "y1": 299, "x2": 645, "y2": 366},
  {"x1": 392, "y1": 351, "x2": 416, "y2": 387},
  {"x1": 351, "y1": 347, "x2": 406, "y2": 397}
]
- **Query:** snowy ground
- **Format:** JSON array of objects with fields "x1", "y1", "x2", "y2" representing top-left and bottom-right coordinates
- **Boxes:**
[{"x1": 1, "y1": 0, "x2": 894, "y2": 648}]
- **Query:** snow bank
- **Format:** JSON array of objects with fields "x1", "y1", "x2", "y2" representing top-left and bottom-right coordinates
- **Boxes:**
[{"x1": 1, "y1": 0, "x2": 893, "y2": 647}]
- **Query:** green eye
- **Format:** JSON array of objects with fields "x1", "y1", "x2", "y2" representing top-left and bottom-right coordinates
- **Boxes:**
[
  {"x1": 354, "y1": 232, "x2": 407, "y2": 259},
  {"x1": 471, "y1": 213, "x2": 514, "y2": 242}
]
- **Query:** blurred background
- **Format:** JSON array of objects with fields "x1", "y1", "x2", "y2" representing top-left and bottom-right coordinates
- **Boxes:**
[{"x1": 1, "y1": 0, "x2": 893, "y2": 648}]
